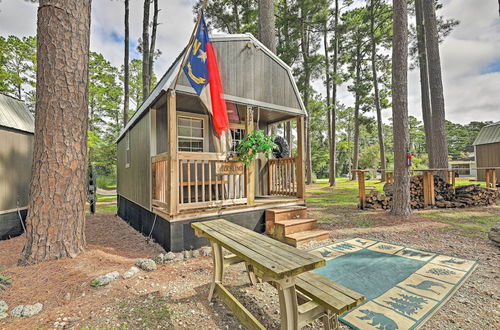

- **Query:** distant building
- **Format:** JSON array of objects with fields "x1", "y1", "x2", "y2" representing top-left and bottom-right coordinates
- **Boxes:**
[
  {"x1": 473, "y1": 121, "x2": 500, "y2": 182},
  {"x1": 0, "y1": 94, "x2": 34, "y2": 239}
]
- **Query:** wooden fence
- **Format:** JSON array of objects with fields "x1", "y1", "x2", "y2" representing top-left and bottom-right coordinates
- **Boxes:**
[{"x1": 268, "y1": 157, "x2": 297, "y2": 196}]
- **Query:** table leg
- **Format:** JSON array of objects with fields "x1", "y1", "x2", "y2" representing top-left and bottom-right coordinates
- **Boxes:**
[
  {"x1": 322, "y1": 311, "x2": 339, "y2": 330},
  {"x1": 245, "y1": 263, "x2": 258, "y2": 285},
  {"x1": 208, "y1": 241, "x2": 223, "y2": 301},
  {"x1": 276, "y1": 279, "x2": 299, "y2": 330}
]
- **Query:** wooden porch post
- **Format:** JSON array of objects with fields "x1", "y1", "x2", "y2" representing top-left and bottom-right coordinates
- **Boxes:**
[
  {"x1": 167, "y1": 90, "x2": 178, "y2": 216},
  {"x1": 296, "y1": 116, "x2": 306, "y2": 199},
  {"x1": 246, "y1": 106, "x2": 255, "y2": 205}
]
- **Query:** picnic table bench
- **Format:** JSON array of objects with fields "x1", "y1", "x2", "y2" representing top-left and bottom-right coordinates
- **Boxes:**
[{"x1": 191, "y1": 219, "x2": 364, "y2": 329}]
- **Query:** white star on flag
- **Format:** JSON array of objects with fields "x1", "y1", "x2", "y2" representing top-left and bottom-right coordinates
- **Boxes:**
[{"x1": 197, "y1": 49, "x2": 207, "y2": 63}]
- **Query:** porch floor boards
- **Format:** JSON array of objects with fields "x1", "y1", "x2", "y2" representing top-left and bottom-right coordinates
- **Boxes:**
[{"x1": 153, "y1": 196, "x2": 304, "y2": 222}]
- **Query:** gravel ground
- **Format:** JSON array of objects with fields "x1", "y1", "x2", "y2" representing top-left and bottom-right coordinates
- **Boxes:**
[{"x1": 0, "y1": 212, "x2": 498, "y2": 329}]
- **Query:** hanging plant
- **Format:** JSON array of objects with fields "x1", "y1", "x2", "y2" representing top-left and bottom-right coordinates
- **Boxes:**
[{"x1": 236, "y1": 130, "x2": 277, "y2": 166}]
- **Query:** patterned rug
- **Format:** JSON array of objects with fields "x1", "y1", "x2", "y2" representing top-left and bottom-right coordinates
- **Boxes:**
[{"x1": 309, "y1": 238, "x2": 477, "y2": 330}]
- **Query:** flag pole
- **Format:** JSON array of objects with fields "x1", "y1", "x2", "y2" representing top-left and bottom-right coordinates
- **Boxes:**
[{"x1": 172, "y1": 0, "x2": 209, "y2": 90}]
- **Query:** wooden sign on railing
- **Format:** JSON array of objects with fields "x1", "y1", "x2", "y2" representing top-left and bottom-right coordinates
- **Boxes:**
[{"x1": 216, "y1": 161, "x2": 245, "y2": 176}]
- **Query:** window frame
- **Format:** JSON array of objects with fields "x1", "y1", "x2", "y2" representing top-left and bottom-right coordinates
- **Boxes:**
[
  {"x1": 125, "y1": 131, "x2": 131, "y2": 168},
  {"x1": 176, "y1": 111, "x2": 208, "y2": 152}
]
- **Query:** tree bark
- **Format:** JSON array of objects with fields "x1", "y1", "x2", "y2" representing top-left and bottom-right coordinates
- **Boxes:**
[
  {"x1": 258, "y1": 0, "x2": 276, "y2": 53},
  {"x1": 148, "y1": 0, "x2": 159, "y2": 91},
  {"x1": 351, "y1": 42, "x2": 362, "y2": 181},
  {"x1": 123, "y1": 0, "x2": 129, "y2": 126},
  {"x1": 415, "y1": 0, "x2": 433, "y2": 168},
  {"x1": 370, "y1": 0, "x2": 387, "y2": 182},
  {"x1": 20, "y1": 0, "x2": 91, "y2": 265},
  {"x1": 330, "y1": 0, "x2": 339, "y2": 186},
  {"x1": 299, "y1": 9, "x2": 312, "y2": 184},
  {"x1": 423, "y1": 0, "x2": 449, "y2": 177},
  {"x1": 323, "y1": 21, "x2": 334, "y2": 187},
  {"x1": 142, "y1": 0, "x2": 151, "y2": 101},
  {"x1": 390, "y1": 0, "x2": 411, "y2": 216}
]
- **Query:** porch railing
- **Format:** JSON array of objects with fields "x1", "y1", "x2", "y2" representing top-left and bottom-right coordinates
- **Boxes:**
[
  {"x1": 268, "y1": 157, "x2": 297, "y2": 196},
  {"x1": 178, "y1": 152, "x2": 247, "y2": 211},
  {"x1": 151, "y1": 153, "x2": 168, "y2": 209}
]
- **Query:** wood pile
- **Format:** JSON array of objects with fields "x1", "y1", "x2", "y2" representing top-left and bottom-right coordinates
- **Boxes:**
[{"x1": 363, "y1": 175, "x2": 498, "y2": 210}]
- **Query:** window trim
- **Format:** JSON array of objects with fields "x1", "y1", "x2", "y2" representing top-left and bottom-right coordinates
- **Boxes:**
[
  {"x1": 176, "y1": 111, "x2": 209, "y2": 152},
  {"x1": 125, "y1": 131, "x2": 131, "y2": 168}
]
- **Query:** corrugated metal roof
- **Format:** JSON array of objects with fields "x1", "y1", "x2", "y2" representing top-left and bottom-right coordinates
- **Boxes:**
[
  {"x1": 473, "y1": 121, "x2": 500, "y2": 146},
  {"x1": 0, "y1": 94, "x2": 34, "y2": 133}
]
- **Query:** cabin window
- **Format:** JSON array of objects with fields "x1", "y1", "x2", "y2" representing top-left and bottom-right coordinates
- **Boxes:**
[
  {"x1": 230, "y1": 128, "x2": 245, "y2": 152},
  {"x1": 178, "y1": 116, "x2": 205, "y2": 152},
  {"x1": 125, "y1": 131, "x2": 131, "y2": 168}
]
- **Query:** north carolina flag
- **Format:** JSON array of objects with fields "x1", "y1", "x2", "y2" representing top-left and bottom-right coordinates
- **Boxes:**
[{"x1": 183, "y1": 14, "x2": 229, "y2": 136}]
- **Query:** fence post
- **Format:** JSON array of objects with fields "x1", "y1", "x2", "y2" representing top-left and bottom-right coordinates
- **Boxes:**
[
  {"x1": 422, "y1": 170, "x2": 435, "y2": 207},
  {"x1": 354, "y1": 170, "x2": 366, "y2": 209}
]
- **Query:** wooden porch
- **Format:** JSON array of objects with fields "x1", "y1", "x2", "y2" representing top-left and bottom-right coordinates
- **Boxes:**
[{"x1": 149, "y1": 91, "x2": 306, "y2": 221}]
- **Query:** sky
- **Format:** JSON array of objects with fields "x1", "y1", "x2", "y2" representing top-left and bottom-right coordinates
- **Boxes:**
[{"x1": 0, "y1": 0, "x2": 499, "y2": 125}]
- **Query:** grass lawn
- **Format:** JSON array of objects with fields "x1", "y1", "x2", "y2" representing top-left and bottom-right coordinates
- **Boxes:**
[{"x1": 307, "y1": 178, "x2": 499, "y2": 238}]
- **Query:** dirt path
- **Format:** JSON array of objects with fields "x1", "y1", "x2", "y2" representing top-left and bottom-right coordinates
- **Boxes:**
[{"x1": 0, "y1": 213, "x2": 498, "y2": 329}]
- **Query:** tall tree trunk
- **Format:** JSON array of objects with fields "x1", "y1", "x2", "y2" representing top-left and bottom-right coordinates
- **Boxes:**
[
  {"x1": 390, "y1": 0, "x2": 411, "y2": 216},
  {"x1": 351, "y1": 42, "x2": 361, "y2": 181},
  {"x1": 423, "y1": 0, "x2": 448, "y2": 177},
  {"x1": 415, "y1": 0, "x2": 433, "y2": 168},
  {"x1": 330, "y1": 0, "x2": 339, "y2": 186},
  {"x1": 323, "y1": 22, "x2": 334, "y2": 186},
  {"x1": 232, "y1": 1, "x2": 241, "y2": 33},
  {"x1": 142, "y1": 0, "x2": 151, "y2": 101},
  {"x1": 285, "y1": 121, "x2": 291, "y2": 156},
  {"x1": 258, "y1": 0, "x2": 276, "y2": 53},
  {"x1": 123, "y1": 0, "x2": 129, "y2": 126},
  {"x1": 300, "y1": 10, "x2": 312, "y2": 184},
  {"x1": 20, "y1": 0, "x2": 91, "y2": 265},
  {"x1": 148, "y1": 0, "x2": 159, "y2": 91},
  {"x1": 370, "y1": 0, "x2": 387, "y2": 182}
]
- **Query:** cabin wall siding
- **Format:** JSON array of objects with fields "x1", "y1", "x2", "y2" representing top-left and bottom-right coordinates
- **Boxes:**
[
  {"x1": 117, "y1": 112, "x2": 152, "y2": 209},
  {"x1": 0, "y1": 128, "x2": 33, "y2": 211},
  {"x1": 177, "y1": 40, "x2": 302, "y2": 113},
  {"x1": 475, "y1": 143, "x2": 500, "y2": 182}
]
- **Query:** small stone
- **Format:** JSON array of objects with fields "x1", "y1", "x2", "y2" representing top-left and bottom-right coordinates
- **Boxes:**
[
  {"x1": 63, "y1": 292, "x2": 71, "y2": 301},
  {"x1": 154, "y1": 254, "x2": 165, "y2": 264},
  {"x1": 21, "y1": 303, "x2": 43, "y2": 317},
  {"x1": 123, "y1": 266, "x2": 140, "y2": 279},
  {"x1": 174, "y1": 253, "x2": 185, "y2": 262},
  {"x1": 135, "y1": 259, "x2": 157, "y2": 272},
  {"x1": 201, "y1": 247, "x2": 211, "y2": 256},
  {"x1": 163, "y1": 252, "x2": 176, "y2": 262},
  {"x1": 10, "y1": 305, "x2": 24, "y2": 317},
  {"x1": 0, "y1": 312, "x2": 7, "y2": 320},
  {"x1": 183, "y1": 250, "x2": 193, "y2": 259},
  {"x1": 192, "y1": 250, "x2": 200, "y2": 258},
  {"x1": 92, "y1": 271, "x2": 119, "y2": 287},
  {"x1": 0, "y1": 300, "x2": 7, "y2": 313}
]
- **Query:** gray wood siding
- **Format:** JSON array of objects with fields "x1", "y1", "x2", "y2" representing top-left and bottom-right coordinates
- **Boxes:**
[
  {"x1": 0, "y1": 128, "x2": 33, "y2": 211},
  {"x1": 117, "y1": 113, "x2": 152, "y2": 209},
  {"x1": 177, "y1": 40, "x2": 302, "y2": 113},
  {"x1": 475, "y1": 143, "x2": 500, "y2": 182}
]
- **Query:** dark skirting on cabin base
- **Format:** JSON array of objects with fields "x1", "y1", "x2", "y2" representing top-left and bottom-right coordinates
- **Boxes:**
[{"x1": 117, "y1": 195, "x2": 266, "y2": 252}]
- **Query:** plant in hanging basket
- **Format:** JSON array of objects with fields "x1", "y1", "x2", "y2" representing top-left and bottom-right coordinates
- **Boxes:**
[{"x1": 236, "y1": 130, "x2": 277, "y2": 166}]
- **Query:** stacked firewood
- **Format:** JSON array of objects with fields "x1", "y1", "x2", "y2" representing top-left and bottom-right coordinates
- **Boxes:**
[{"x1": 363, "y1": 175, "x2": 498, "y2": 210}]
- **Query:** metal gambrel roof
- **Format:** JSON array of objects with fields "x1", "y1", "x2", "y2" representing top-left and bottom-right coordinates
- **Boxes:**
[
  {"x1": 473, "y1": 121, "x2": 500, "y2": 146},
  {"x1": 0, "y1": 94, "x2": 34, "y2": 134},
  {"x1": 117, "y1": 33, "x2": 306, "y2": 143}
]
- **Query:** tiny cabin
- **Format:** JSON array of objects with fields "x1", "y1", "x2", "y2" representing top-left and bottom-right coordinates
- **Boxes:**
[
  {"x1": 116, "y1": 34, "x2": 307, "y2": 252},
  {"x1": 474, "y1": 121, "x2": 500, "y2": 182},
  {"x1": 0, "y1": 94, "x2": 34, "y2": 240}
]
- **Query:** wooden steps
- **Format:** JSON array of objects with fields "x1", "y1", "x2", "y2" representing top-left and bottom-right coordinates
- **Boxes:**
[{"x1": 265, "y1": 206, "x2": 329, "y2": 247}]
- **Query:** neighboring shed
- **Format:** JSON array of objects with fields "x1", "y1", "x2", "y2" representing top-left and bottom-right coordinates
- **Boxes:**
[
  {"x1": 0, "y1": 94, "x2": 34, "y2": 239},
  {"x1": 473, "y1": 121, "x2": 500, "y2": 182}
]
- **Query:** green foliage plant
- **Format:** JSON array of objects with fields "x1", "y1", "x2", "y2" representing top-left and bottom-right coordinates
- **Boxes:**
[{"x1": 235, "y1": 130, "x2": 277, "y2": 166}]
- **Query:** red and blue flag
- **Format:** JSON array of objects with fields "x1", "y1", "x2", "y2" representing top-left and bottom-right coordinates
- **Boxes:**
[{"x1": 183, "y1": 14, "x2": 229, "y2": 137}]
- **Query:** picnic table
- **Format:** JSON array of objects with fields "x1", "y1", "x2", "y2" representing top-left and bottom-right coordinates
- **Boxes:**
[{"x1": 191, "y1": 219, "x2": 364, "y2": 330}]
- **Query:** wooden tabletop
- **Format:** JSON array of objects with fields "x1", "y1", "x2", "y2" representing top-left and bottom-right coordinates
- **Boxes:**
[{"x1": 192, "y1": 219, "x2": 325, "y2": 279}]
